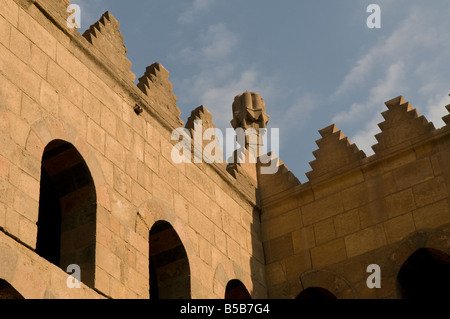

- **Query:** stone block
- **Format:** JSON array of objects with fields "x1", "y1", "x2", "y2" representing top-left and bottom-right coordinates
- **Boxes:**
[
  {"x1": 59, "y1": 96, "x2": 87, "y2": 138},
  {"x1": 0, "y1": 16, "x2": 11, "y2": 48},
  {"x1": 0, "y1": 43, "x2": 41, "y2": 101},
  {"x1": 18, "y1": 9, "x2": 56, "y2": 58},
  {"x1": 21, "y1": 94, "x2": 43, "y2": 125},
  {"x1": 310, "y1": 238, "x2": 347, "y2": 268},
  {"x1": 344, "y1": 223, "x2": 387, "y2": 258},
  {"x1": 101, "y1": 103, "x2": 118, "y2": 138},
  {"x1": 47, "y1": 61, "x2": 84, "y2": 108},
  {"x1": 30, "y1": 44, "x2": 49, "y2": 78},
  {"x1": 106, "y1": 134, "x2": 126, "y2": 171},
  {"x1": 393, "y1": 157, "x2": 434, "y2": 190},
  {"x1": 313, "y1": 217, "x2": 336, "y2": 245},
  {"x1": 144, "y1": 142, "x2": 159, "y2": 174},
  {"x1": 39, "y1": 80, "x2": 59, "y2": 116},
  {"x1": 385, "y1": 188, "x2": 416, "y2": 219},
  {"x1": 56, "y1": 43, "x2": 89, "y2": 88},
  {"x1": 87, "y1": 118, "x2": 105, "y2": 153},
  {"x1": 413, "y1": 199, "x2": 450, "y2": 229},
  {"x1": 0, "y1": 0, "x2": 18, "y2": 27},
  {"x1": 285, "y1": 251, "x2": 311, "y2": 280},
  {"x1": 412, "y1": 176, "x2": 448, "y2": 208},
  {"x1": 158, "y1": 155, "x2": 179, "y2": 192},
  {"x1": 262, "y1": 209, "x2": 302, "y2": 242},
  {"x1": 292, "y1": 225, "x2": 315, "y2": 253},
  {"x1": 189, "y1": 207, "x2": 214, "y2": 244},
  {"x1": 359, "y1": 200, "x2": 389, "y2": 229},
  {"x1": 13, "y1": 189, "x2": 38, "y2": 222},
  {"x1": 10, "y1": 27, "x2": 31, "y2": 62},
  {"x1": 151, "y1": 174, "x2": 173, "y2": 209},
  {"x1": 0, "y1": 74, "x2": 22, "y2": 115},
  {"x1": 333, "y1": 209, "x2": 360, "y2": 237},
  {"x1": 19, "y1": 215, "x2": 36, "y2": 247},
  {"x1": 82, "y1": 89, "x2": 101, "y2": 124},
  {"x1": 266, "y1": 233, "x2": 294, "y2": 263},
  {"x1": 87, "y1": 72, "x2": 122, "y2": 118},
  {"x1": 265, "y1": 262, "x2": 287, "y2": 287},
  {"x1": 383, "y1": 213, "x2": 415, "y2": 244},
  {"x1": 302, "y1": 192, "x2": 343, "y2": 225}
]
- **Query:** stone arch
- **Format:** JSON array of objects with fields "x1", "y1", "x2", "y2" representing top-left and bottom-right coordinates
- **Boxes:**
[
  {"x1": 149, "y1": 220, "x2": 191, "y2": 299},
  {"x1": 213, "y1": 260, "x2": 253, "y2": 299},
  {"x1": 135, "y1": 198, "x2": 195, "y2": 258},
  {"x1": 25, "y1": 117, "x2": 110, "y2": 288},
  {"x1": 382, "y1": 230, "x2": 450, "y2": 299},
  {"x1": 26, "y1": 117, "x2": 109, "y2": 208},
  {"x1": 0, "y1": 243, "x2": 22, "y2": 297},
  {"x1": 136, "y1": 198, "x2": 196, "y2": 299},
  {"x1": 36, "y1": 139, "x2": 97, "y2": 287},
  {"x1": 298, "y1": 269, "x2": 357, "y2": 299}
]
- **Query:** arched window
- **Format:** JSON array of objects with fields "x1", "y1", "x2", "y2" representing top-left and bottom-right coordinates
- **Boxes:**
[
  {"x1": 397, "y1": 248, "x2": 450, "y2": 299},
  {"x1": 0, "y1": 279, "x2": 23, "y2": 299},
  {"x1": 149, "y1": 221, "x2": 190, "y2": 299},
  {"x1": 225, "y1": 279, "x2": 251, "y2": 299},
  {"x1": 296, "y1": 287, "x2": 337, "y2": 300},
  {"x1": 36, "y1": 140, "x2": 97, "y2": 288}
]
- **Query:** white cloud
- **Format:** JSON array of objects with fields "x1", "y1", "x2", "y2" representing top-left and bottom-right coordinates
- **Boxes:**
[
  {"x1": 331, "y1": 3, "x2": 450, "y2": 155},
  {"x1": 202, "y1": 23, "x2": 237, "y2": 61},
  {"x1": 178, "y1": 0, "x2": 214, "y2": 24}
]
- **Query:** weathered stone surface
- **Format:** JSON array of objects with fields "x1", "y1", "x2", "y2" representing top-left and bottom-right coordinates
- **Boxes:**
[
  {"x1": 137, "y1": 63, "x2": 180, "y2": 117},
  {"x1": 2, "y1": 0, "x2": 450, "y2": 300}
]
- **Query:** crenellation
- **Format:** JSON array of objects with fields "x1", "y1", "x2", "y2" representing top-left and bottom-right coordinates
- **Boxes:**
[
  {"x1": 82, "y1": 11, "x2": 135, "y2": 83},
  {"x1": 137, "y1": 63, "x2": 181, "y2": 117}
]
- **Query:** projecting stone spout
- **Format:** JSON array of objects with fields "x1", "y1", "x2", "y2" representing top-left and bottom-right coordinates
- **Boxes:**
[{"x1": 231, "y1": 92, "x2": 270, "y2": 131}]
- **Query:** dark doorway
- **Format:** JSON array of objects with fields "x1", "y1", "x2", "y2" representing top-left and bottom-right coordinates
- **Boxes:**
[
  {"x1": 149, "y1": 220, "x2": 190, "y2": 299},
  {"x1": 0, "y1": 279, "x2": 24, "y2": 299},
  {"x1": 225, "y1": 279, "x2": 251, "y2": 299},
  {"x1": 397, "y1": 248, "x2": 450, "y2": 299},
  {"x1": 296, "y1": 287, "x2": 337, "y2": 300},
  {"x1": 36, "y1": 140, "x2": 97, "y2": 287}
]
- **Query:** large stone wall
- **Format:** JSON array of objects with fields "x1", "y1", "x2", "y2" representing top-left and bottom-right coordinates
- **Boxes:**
[
  {"x1": 0, "y1": 0, "x2": 266, "y2": 299},
  {"x1": 259, "y1": 96, "x2": 450, "y2": 298}
]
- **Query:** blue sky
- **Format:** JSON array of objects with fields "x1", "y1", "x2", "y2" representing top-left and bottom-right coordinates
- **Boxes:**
[{"x1": 74, "y1": 1, "x2": 450, "y2": 182}]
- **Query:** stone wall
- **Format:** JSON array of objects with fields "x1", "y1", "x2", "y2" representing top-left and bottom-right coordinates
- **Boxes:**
[
  {"x1": 259, "y1": 96, "x2": 450, "y2": 298},
  {"x1": 0, "y1": 0, "x2": 266, "y2": 299}
]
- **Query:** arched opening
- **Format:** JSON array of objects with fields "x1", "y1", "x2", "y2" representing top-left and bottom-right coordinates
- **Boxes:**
[
  {"x1": 296, "y1": 287, "x2": 337, "y2": 300},
  {"x1": 397, "y1": 248, "x2": 450, "y2": 299},
  {"x1": 0, "y1": 279, "x2": 24, "y2": 299},
  {"x1": 36, "y1": 139, "x2": 97, "y2": 287},
  {"x1": 225, "y1": 279, "x2": 251, "y2": 299},
  {"x1": 149, "y1": 220, "x2": 190, "y2": 299}
]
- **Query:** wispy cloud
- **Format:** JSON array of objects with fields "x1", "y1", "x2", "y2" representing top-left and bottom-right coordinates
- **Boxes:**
[
  {"x1": 330, "y1": 3, "x2": 450, "y2": 154},
  {"x1": 178, "y1": 0, "x2": 215, "y2": 24}
]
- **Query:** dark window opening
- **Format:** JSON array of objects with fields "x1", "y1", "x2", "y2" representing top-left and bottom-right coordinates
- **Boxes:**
[
  {"x1": 36, "y1": 140, "x2": 97, "y2": 288},
  {"x1": 149, "y1": 220, "x2": 190, "y2": 299},
  {"x1": 296, "y1": 287, "x2": 337, "y2": 300},
  {"x1": 397, "y1": 248, "x2": 450, "y2": 299},
  {"x1": 0, "y1": 279, "x2": 24, "y2": 299},
  {"x1": 225, "y1": 279, "x2": 251, "y2": 299}
]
